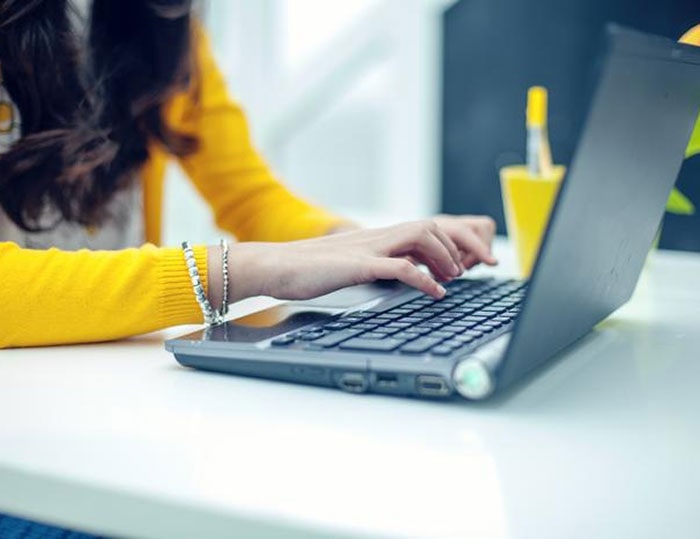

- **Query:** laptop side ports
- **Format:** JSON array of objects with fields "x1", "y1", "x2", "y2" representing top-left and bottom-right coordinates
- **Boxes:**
[
  {"x1": 337, "y1": 372, "x2": 369, "y2": 393},
  {"x1": 415, "y1": 375, "x2": 451, "y2": 397}
]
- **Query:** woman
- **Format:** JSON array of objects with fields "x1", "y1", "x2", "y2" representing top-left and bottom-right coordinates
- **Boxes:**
[{"x1": 0, "y1": 0, "x2": 499, "y2": 349}]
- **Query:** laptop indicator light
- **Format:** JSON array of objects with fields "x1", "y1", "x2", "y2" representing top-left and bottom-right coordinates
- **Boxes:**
[{"x1": 453, "y1": 359, "x2": 494, "y2": 400}]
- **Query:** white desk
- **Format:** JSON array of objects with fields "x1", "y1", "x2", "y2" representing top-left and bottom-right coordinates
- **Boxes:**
[{"x1": 1, "y1": 240, "x2": 699, "y2": 539}]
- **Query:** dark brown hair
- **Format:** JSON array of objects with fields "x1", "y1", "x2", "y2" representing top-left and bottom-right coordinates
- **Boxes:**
[{"x1": 0, "y1": 0, "x2": 197, "y2": 231}]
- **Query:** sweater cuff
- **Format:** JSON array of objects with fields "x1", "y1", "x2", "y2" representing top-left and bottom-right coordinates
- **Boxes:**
[{"x1": 158, "y1": 245, "x2": 209, "y2": 326}]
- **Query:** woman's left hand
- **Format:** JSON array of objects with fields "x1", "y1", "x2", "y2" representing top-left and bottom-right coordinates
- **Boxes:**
[
  {"x1": 429, "y1": 214, "x2": 498, "y2": 270},
  {"x1": 330, "y1": 213, "x2": 498, "y2": 273}
]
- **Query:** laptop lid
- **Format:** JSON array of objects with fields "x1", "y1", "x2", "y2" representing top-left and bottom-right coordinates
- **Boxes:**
[{"x1": 496, "y1": 25, "x2": 700, "y2": 390}]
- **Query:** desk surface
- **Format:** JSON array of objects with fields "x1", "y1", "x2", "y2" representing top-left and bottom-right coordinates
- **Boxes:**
[{"x1": 1, "y1": 241, "x2": 699, "y2": 539}]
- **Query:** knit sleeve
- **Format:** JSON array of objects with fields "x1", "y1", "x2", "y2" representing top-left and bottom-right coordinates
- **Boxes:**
[{"x1": 0, "y1": 242, "x2": 207, "y2": 348}]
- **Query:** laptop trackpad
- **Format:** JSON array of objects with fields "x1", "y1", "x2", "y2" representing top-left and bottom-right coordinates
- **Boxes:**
[{"x1": 293, "y1": 280, "x2": 407, "y2": 309}]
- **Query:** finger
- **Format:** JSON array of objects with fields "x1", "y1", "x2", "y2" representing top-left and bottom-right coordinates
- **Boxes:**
[
  {"x1": 461, "y1": 253, "x2": 480, "y2": 270},
  {"x1": 431, "y1": 224, "x2": 465, "y2": 274},
  {"x1": 411, "y1": 230, "x2": 463, "y2": 279},
  {"x1": 471, "y1": 217, "x2": 497, "y2": 247},
  {"x1": 372, "y1": 258, "x2": 446, "y2": 299},
  {"x1": 391, "y1": 223, "x2": 462, "y2": 279},
  {"x1": 450, "y1": 227, "x2": 498, "y2": 266}
]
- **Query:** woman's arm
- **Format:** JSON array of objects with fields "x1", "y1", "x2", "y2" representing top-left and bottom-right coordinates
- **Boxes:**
[
  {"x1": 167, "y1": 28, "x2": 351, "y2": 242},
  {"x1": 0, "y1": 242, "x2": 208, "y2": 348},
  {"x1": 3, "y1": 219, "x2": 479, "y2": 349}
]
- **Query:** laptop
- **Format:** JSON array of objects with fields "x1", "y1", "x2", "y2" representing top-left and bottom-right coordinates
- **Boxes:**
[{"x1": 166, "y1": 26, "x2": 700, "y2": 400}]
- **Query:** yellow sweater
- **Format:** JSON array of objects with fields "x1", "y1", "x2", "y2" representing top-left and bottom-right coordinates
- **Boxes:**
[{"x1": 0, "y1": 29, "x2": 345, "y2": 348}]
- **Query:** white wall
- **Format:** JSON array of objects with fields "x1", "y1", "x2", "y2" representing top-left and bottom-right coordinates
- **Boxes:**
[{"x1": 163, "y1": 0, "x2": 457, "y2": 246}]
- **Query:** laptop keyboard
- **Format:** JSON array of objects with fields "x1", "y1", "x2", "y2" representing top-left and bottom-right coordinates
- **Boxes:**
[{"x1": 272, "y1": 278, "x2": 527, "y2": 357}]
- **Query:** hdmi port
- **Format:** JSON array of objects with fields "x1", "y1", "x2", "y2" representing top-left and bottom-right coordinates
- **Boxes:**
[
  {"x1": 338, "y1": 372, "x2": 369, "y2": 393},
  {"x1": 416, "y1": 375, "x2": 450, "y2": 397}
]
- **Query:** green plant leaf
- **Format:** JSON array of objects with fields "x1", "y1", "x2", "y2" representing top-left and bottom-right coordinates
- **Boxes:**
[
  {"x1": 686, "y1": 113, "x2": 700, "y2": 158},
  {"x1": 667, "y1": 187, "x2": 696, "y2": 215}
]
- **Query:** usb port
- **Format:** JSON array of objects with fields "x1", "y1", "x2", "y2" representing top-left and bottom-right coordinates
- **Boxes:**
[
  {"x1": 375, "y1": 372, "x2": 399, "y2": 388},
  {"x1": 416, "y1": 375, "x2": 450, "y2": 397}
]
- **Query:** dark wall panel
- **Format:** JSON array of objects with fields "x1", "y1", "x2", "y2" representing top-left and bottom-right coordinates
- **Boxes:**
[{"x1": 441, "y1": 0, "x2": 700, "y2": 251}]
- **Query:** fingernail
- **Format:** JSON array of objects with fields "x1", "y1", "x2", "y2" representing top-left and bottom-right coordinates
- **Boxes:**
[
  {"x1": 452, "y1": 262, "x2": 461, "y2": 275},
  {"x1": 437, "y1": 285, "x2": 447, "y2": 297}
]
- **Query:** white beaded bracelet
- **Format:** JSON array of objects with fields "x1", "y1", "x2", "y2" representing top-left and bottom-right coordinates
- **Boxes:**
[
  {"x1": 220, "y1": 238, "x2": 230, "y2": 319},
  {"x1": 182, "y1": 241, "x2": 224, "y2": 327}
]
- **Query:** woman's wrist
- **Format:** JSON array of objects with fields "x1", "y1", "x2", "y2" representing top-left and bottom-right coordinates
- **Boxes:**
[
  {"x1": 206, "y1": 242, "x2": 264, "y2": 307},
  {"x1": 325, "y1": 222, "x2": 361, "y2": 235}
]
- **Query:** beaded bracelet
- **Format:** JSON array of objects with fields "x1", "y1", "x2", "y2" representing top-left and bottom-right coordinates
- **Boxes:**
[
  {"x1": 220, "y1": 238, "x2": 230, "y2": 319},
  {"x1": 182, "y1": 241, "x2": 227, "y2": 327}
]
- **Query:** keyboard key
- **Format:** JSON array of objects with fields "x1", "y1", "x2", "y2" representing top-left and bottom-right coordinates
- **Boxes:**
[
  {"x1": 417, "y1": 321, "x2": 444, "y2": 329},
  {"x1": 492, "y1": 301, "x2": 516, "y2": 308},
  {"x1": 271, "y1": 335, "x2": 296, "y2": 346},
  {"x1": 404, "y1": 327, "x2": 432, "y2": 335},
  {"x1": 362, "y1": 332, "x2": 389, "y2": 339},
  {"x1": 400, "y1": 316, "x2": 425, "y2": 324},
  {"x1": 391, "y1": 331, "x2": 421, "y2": 341},
  {"x1": 408, "y1": 312, "x2": 434, "y2": 320},
  {"x1": 433, "y1": 316, "x2": 460, "y2": 324},
  {"x1": 374, "y1": 313, "x2": 402, "y2": 321},
  {"x1": 437, "y1": 311, "x2": 462, "y2": 319},
  {"x1": 373, "y1": 326, "x2": 400, "y2": 334},
  {"x1": 354, "y1": 311, "x2": 379, "y2": 318},
  {"x1": 482, "y1": 320, "x2": 504, "y2": 328},
  {"x1": 340, "y1": 338, "x2": 405, "y2": 352},
  {"x1": 449, "y1": 320, "x2": 480, "y2": 329},
  {"x1": 324, "y1": 322, "x2": 351, "y2": 330},
  {"x1": 430, "y1": 330, "x2": 458, "y2": 339},
  {"x1": 431, "y1": 346, "x2": 454, "y2": 356},
  {"x1": 386, "y1": 322, "x2": 412, "y2": 329},
  {"x1": 351, "y1": 323, "x2": 379, "y2": 331},
  {"x1": 309, "y1": 329, "x2": 363, "y2": 347},
  {"x1": 299, "y1": 331, "x2": 327, "y2": 341},
  {"x1": 462, "y1": 315, "x2": 489, "y2": 322},
  {"x1": 400, "y1": 338, "x2": 444, "y2": 354}
]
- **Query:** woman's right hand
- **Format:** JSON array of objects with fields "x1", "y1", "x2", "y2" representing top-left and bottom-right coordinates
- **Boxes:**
[{"x1": 208, "y1": 220, "x2": 496, "y2": 306}]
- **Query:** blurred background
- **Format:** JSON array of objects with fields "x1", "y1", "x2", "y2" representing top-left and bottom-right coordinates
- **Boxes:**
[{"x1": 163, "y1": 0, "x2": 700, "y2": 252}]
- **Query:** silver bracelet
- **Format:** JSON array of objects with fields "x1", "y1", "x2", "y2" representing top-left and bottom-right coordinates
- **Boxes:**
[
  {"x1": 220, "y1": 239, "x2": 230, "y2": 318},
  {"x1": 182, "y1": 241, "x2": 223, "y2": 327}
]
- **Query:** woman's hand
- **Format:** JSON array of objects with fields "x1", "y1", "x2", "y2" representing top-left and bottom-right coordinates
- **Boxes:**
[
  {"x1": 429, "y1": 214, "x2": 498, "y2": 270},
  {"x1": 326, "y1": 214, "x2": 497, "y2": 270},
  {"x1": 208, "y1": 218, "x2": 497, "y2": 306}
]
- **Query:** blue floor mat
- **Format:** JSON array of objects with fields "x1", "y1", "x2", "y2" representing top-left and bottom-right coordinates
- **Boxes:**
[{"x1": 0, "y1": 513, "x2": 103, "y2": 539}]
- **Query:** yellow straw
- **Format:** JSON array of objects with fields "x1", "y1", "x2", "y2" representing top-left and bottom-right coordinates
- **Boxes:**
[{"x1": 526, "y1": 86, "x2": 554, "y2": 177}]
